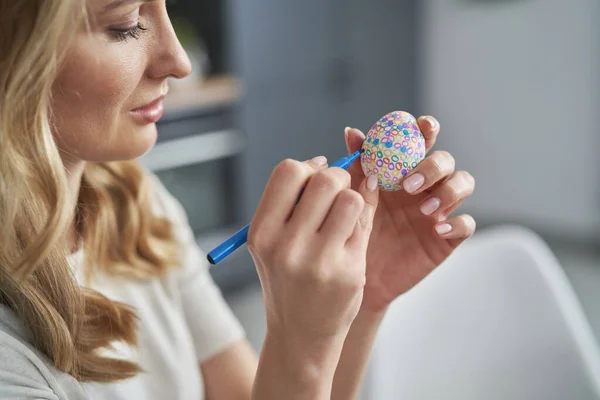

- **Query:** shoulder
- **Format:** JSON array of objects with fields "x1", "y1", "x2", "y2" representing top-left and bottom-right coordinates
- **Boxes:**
[{"x1": 0, "y1": 307, "x2": 87, "y2": 399}]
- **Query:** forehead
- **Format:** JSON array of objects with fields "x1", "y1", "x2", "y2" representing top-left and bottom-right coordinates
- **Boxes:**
[{"x1": 86, "y1": 0, "x2": 152, "y2": 16}]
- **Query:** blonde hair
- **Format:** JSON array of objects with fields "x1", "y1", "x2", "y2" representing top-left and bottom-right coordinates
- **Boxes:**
[{"x1": 0, "y1": 0, "x2": 181, "y2": 382}]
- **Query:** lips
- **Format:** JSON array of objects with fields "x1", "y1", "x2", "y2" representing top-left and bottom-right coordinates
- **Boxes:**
[{"x1": 130, "y1": 95, "x2": 166, "y2": 124}]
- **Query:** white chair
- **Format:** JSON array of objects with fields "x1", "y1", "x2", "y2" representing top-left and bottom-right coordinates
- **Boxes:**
[{"x1": 364, "y1": 225, "x2": 600, "y2": 400}]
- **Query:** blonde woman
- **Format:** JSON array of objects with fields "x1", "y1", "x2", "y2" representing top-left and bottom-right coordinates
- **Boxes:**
[{"x1": 0, "y1": 0, "x2": 476, "y2": 399}]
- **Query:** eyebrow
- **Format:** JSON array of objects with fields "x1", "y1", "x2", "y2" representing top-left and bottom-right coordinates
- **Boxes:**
[{"x1": 103, "y1": 0, "x2": 153, "y2": 13}]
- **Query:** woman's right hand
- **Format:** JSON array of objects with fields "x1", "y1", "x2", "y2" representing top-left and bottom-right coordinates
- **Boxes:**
[{"x1": 248, "y1": 156, "x2": 379, "y2": 399}]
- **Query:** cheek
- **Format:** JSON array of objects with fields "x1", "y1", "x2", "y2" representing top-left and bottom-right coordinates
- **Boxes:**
[{"x1": 51, "y1": 37, "x2": 145, "y2": 161}]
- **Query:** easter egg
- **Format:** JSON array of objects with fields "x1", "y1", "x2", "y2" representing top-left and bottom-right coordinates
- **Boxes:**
[{"x1": 360, "y1": 111, "x2": 426, "y2": 191}]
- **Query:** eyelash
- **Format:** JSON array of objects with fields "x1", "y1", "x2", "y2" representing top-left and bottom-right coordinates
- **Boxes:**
[{"x1": 110, "y1": 23, "x2": 147, "y2": 42}]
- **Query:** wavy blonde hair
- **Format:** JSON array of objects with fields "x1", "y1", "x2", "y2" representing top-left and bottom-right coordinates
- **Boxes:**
[{"x1": 0, "y1": 0, "x2": 181, "y2": 382}]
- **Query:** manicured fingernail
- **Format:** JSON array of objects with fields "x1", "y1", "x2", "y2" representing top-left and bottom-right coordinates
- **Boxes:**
[
  {"x1": 367, "y1": 175, "x2": 378, "y2": 192},
  {"x1": 435, "y1": 223, "x2": 453, "y2": 235},
  {"x1": 312, "y1": 156, "x2": 327, "y2": 166},
  {"x1": 403, "y1": 173, "x2": 425, "y2": 193},
  {"x1": 424, "y1": 116, "x2": 438, "y2": 130},
  {"x1": 420, "y1": 197, "x2": 441, "y2": 215}
]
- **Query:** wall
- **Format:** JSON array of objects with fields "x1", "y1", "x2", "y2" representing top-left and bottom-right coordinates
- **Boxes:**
[{"x1": 422, "y1": 0, "x2": 600, "y2": 243}]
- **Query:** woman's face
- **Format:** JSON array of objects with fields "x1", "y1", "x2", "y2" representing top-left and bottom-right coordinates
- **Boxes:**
[{"x1": 51, "y1": 0, "x2": 191, "y2": 164}]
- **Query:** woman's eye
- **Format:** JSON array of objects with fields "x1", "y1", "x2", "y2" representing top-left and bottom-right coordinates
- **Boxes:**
[{"x1": 109, "y1": 23, "x2": 147, "y2": 42}]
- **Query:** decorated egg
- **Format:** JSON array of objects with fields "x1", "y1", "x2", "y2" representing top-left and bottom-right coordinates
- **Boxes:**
[{"x1": 360, "y1": 111, "x2": 426, "y2": 191}]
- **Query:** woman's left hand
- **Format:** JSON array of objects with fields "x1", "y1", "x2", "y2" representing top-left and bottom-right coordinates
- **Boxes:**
[{"x1": 343, "y1": 116, "x2": 476, "y2": 312}]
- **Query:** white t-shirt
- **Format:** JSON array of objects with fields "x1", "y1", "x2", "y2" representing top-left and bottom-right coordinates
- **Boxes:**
[{"x1": 0, "y1": 175, "x2": 246, "y2": 399}]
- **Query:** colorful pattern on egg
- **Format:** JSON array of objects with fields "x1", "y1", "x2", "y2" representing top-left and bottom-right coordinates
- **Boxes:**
[{"x1": 360, "y1": 111, "x2": 426, "y2": 191}]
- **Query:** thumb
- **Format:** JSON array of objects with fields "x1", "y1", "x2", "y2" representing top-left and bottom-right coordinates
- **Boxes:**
[
  {"x1": 344, "y1": 127, "x2": 367, "y2": 180},
  {"x1": 344, "y1": 127, "x2": 366, "y2": 154},
  {"x1": 349, "y1": 174, "x2": 379, "y2": 248}
]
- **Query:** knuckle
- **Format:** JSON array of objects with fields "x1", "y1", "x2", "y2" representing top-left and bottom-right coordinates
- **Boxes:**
[
  {"x1": 430, "y1": 151, "x2": 455, "y2": 174},
  {"x1": 340, "y1": 273, "x2": 366, "y2": 295},
  {"x1": 247, "y1": 225, "x2": 269, "y2": 254},
  {"x1": 347, "y1": 272, "x2": 366, "y2": 292},
  {"x1": 272, "y1": 242, "x2": 300, "y2": 269},
  {"x1": 465, "y1": 171, "x2": 476, "y2": 188},
  {"x1": 312, "y1": 171, "x2": 342, "y2": 192},
  {"x1": 428, "y1": 153, "x2": 445, "y2": 175},
  {"x1": 444, "y1": 151, "x2": 456, "y2": 167},
  {"x1": 246, "y1": 233, "x2": 263, "y2": 253},
  {"x1": 295, "y1": 262, "x2": 330, "y2": 286},
  {"x1": 314, "y1": 266, "x2": 333, "y2": 286},
  {"x1": 452, "y1": 171, "x2": 475, "y2": 197},
  {"x1": 457, "y1": 170, "x2": 474, "y2": 183},
  {"x1": 338, "y1": 189, "x2": 365, "y2": 212},
  {"x1": 456, "y1": 171, "x2": 475, "y2": 193},
  {"x1": 277, "y1": 158, "x2": 297, "y2": 171},
  {"x1": 276, "y1": 158, "x2": 305, "y2": 180},
  {"x1": 441, "y1": 187, "x2": 459, "y2": 205},
  {"x1": 455, "y1": 169, "x2": 469, "y2": 181},
  {"x1": 464, "y1": 215, "x2": 477, "y2": 231},
  {"x1": 331, "y1": 168, "x2": 352, "y2": 187}
]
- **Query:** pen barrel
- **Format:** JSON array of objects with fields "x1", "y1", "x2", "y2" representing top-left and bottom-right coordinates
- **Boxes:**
[{"x1": 207, "y1": 224, "x2": 250, "y2": 265}]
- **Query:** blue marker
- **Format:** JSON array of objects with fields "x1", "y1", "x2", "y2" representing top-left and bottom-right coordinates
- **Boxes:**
[{"x1": 207, "y1": 150, "x2": 364, "y2": 265}]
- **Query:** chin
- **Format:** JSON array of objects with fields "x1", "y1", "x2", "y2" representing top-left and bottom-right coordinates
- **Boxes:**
[
  {"x1": 131, "y1": 123, "x2": 159, "y2": 159},
  {"x1": 100, "y1": 123, "x2": 158, "y2": 162}
]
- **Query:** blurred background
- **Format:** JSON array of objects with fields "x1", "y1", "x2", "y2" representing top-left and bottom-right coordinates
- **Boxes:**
[{"x1": 139, "y1": 0, "x2": 599, "y2": 397}]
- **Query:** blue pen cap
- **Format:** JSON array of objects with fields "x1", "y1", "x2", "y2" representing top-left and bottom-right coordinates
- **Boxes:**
[{"x1": 207, "y1": 224, "x2": 250, "y2": 265}]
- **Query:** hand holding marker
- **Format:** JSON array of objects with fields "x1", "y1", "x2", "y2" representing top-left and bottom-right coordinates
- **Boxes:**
[
  {"x1": 208, "y1": 110, "x2": 428, "y2": 265},
  {"x1": 207, "y1": 150, "x2": 364, "y2": 265}
]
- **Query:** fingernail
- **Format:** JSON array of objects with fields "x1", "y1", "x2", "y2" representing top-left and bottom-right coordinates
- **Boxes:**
[
  {"x1": 424, "y1": 116, "x2": 438, "y2": 130},
  {"x1": 435, "y1": 223, "x2": 453, "y2": 235},
  {"x1": 312, "y1": 156, "x2": 328, "y2": 166},
  {"x1": 345, "y1": 126, "x2": 352, "y2": 134},
  {"x1": 366, "y1": 175, "x2": 378, "y2": 192},
  {"x1": 403, "y1": 173, "x2": 425, "y2": 193},
  {"x1": 420, "y1": 197, "x2": 441, "y2": 215}
]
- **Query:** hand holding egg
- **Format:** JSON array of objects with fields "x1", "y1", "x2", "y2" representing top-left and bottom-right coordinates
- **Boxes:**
[{"x1": 343, "y1": 112, "x2": 476, "y2": 312}]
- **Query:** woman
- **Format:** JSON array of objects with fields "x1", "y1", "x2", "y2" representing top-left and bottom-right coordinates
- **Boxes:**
[{"x1": 0, "y1": 0, "x2": 476, "y2": 399}]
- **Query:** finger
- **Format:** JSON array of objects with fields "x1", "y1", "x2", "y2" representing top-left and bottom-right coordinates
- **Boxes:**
[
  {"x1": 252, "y1": 157, "x2": 325, "y2": 235},
  {"x1": 304, "y1": 155, "x2": 329, "y2": 171},
  {"x1": 344, "y1": 127, "x2": 367, "y2": 181},
  {"x1": 347, "y1": 175, "x2": 379, "y2": 250},
  {"x1": 344, "y1": 126, "x2": 365, "y2": 154},
  {"x1": 433, "y1": 214, "x2": 476, "y2": 248},
  {"x1": 319, "y1": 189, "x2": 365, "y2": 244},
  {"x1": 442, "y1": 197, "x2": 467, "y2": 218},
  {"x1": 288, "y1": 167, "x2": 352, "y2": 234},
  {"x1": 441, "y1": 172, "x2": 476, "y2": 217},
  {"x1": 297, "y1": 156, "x2": 330, "y2": 197},
  {"x1": 419, "y1": 171, "x2": 475, "y2": 218},
  {"x1": 417, "y1": 115, "x2": 440, "y2": 152},
  {"x1": 401, "y1": 150, "x2": 455, "y2": 195}
]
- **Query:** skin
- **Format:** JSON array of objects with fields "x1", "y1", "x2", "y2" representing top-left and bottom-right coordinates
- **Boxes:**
[
  {"x1": 52, "y1": 0, "x2": 476, "y2": 398},
  {"x1": 52, "y1": 0, "x2": 191, "y2": 246}
]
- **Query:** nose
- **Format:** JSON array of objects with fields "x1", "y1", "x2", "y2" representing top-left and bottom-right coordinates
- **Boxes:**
[{"x1": 146, "y1": 13, "x2": 193, "y2": 81}]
